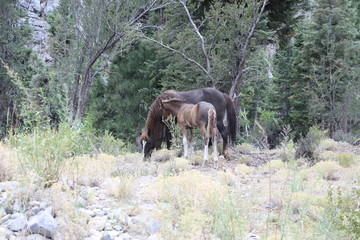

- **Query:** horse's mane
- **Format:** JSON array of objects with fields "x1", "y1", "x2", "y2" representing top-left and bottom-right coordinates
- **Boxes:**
[{"x1": 141, "y1": 90, "x2": 179, "y2": 141}]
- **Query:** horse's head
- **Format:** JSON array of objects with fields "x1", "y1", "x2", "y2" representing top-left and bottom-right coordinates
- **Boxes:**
[{"x1": 140, "y1": 129, "x2": 154, "y2": 159}]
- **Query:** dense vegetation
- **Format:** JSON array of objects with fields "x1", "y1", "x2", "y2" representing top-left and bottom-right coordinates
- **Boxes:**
[
  {"x1": 0, "y1": 1, "x2": 359, "y2": 239},
  {"x1": 1, "y1": 0, "x2": 360, "y2": 146}
]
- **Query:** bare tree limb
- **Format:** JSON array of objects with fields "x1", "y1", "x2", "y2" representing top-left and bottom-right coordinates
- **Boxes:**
[
  {"x1": 229, "y1": 0, "x2": 269, "y2": 98},
  {"x1": 179, "y1": 0, "x2": 210, "y2": 75},
  {"x1": 143, "y1": 35, "x2": 209, "y2": 75}
]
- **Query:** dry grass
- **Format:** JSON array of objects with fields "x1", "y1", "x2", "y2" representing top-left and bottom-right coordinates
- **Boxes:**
[
  {"x1": 103, "y1": 176, "x2": 134, "y2": 200},
  {"x1": 310, "y1": 161, "x2": 343, "y2": 181},
  {"x1": 237, "y1": 143, "x2": 256, "y2": 154},
  {"x1": 63, "y1": 153, "x2": 116, "y2": 186},
  {"x1": 0, "y1": 143, "x2": 19, "y2": 181},
  {"x1": 1, "y1": 136, "x2": 358, "y2": 240},
  {"x1": 234, "y1": 164, "x2": 253, "y2": 176}
]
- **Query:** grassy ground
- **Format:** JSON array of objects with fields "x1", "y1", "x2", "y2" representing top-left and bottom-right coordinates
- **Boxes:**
[{"x1": 0, "y1": 137, "x2": 359, "y2": 240}]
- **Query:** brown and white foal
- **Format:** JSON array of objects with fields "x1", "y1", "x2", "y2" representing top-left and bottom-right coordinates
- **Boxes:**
[{"x1": 161, "y1": 98, "x2": 218, "y2": 168}]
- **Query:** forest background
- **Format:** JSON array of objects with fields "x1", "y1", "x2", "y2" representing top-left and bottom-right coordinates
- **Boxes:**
[{"x1": 1, "y1": 0, "x2": 360, "y2": 149}]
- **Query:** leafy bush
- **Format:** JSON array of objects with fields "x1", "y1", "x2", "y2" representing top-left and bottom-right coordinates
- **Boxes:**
[
  {"x1": 336, "y1": 153, "x2": 357, "y2": 168},
  {"x1": 295, "y1": 127, "x2": 323, "y2": 160},
  {"x1": 212, "y1": 194, "x2": 246, "y2": 240},
  {"x1": 95, "y1": 130, "x2": 128, "y2": 155},
  {"x1": 237, "y1": 143, "x2": 256, "y2": 154},
  {"x1": 327, "y1": 187, "x2": 360, "y2": 239},
  {"x1": 333, "y1": 130, "x2": 358, "y2": 144},
  {"x1": 8, "y1": 124, "x2": 93, "y2": 186},
  {"x1": 311, "y1": 161, "x2": 343, "y2": 181}
]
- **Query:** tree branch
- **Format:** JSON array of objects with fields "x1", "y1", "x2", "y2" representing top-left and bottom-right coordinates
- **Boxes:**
[
  {"x1": 143, "y1": 35, "x2": 209, "y2": 75},
  {"x1": 179, "y1": 0, "x2": 210, "y2": 75},
  {"x1": 229, "y1": 0, "x2": 269, "y2": 98}
]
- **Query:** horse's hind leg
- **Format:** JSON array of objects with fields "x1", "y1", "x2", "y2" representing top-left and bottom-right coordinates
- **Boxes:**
[
  {"x1": 187, "y1": 128, "x2": 194, "y2": 156},
  {"x1": 213, "y1": 130, "x2": 219, "y2": 169},
  {"x1": 199, "y1": 126, "x2": 209, "y2": 167},
  {"x1": 217, "y1": 122, "x2": 229, "y2": 159}
]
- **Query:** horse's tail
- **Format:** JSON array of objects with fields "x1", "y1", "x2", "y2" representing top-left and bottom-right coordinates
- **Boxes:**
[
  {"x1": 207, "y1": 108, "x2": 217, "y2": 139},
  {"x1": 224, "y1": 93, "x2": 237, "y2": 144}
]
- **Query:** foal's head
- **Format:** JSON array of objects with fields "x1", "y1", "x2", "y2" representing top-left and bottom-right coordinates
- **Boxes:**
[{"x1": 160, "y1": 98, "x2": 187, "y2": 117}]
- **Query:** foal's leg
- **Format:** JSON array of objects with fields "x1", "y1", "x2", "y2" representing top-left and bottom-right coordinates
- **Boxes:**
[
  {"x1": 199, "y1": 126, "x2": 209, "y2": 166},
  {"x1": 188, "y1": 128, "x2": 194, "y2": 156},
  {"x1": 180, "y1": 125, "x2": 189, "y2": 158},
  {"x1": 213, "y1": 129, "x2": 219, "y2": 169}
]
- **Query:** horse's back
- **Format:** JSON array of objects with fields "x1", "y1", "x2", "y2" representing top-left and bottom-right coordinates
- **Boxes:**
[{"x1": 197, "y1": 101, "x2": 216, "y2": 123}]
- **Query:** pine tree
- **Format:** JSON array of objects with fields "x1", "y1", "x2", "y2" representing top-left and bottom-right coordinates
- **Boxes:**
[
  {"x1": 290, "y1": 0, "x2": 360, "y2": 137},
  {"x1": 88, "y1": 42, "x2": 165, "y2": 141}
]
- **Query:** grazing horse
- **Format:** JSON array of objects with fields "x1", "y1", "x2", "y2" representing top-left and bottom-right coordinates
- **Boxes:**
[
  {"x1": 140, "y1": 88, "x2": 237, "y2": 159},
  {"x1": 161, "y1": 98, "x2": 218, "y2": 168}
]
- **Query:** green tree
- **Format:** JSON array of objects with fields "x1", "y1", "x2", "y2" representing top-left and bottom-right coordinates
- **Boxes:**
[
  {"x1": 0, "y1": 0, "x2": 32, "y2": 135},
  {"x1": 88, "y1": 42, "x2": 165, "y2": 141}
]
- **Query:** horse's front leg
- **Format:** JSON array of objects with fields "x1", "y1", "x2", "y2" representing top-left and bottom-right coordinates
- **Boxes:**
[{"x1": 187, "y1": 128, "x2": 194, "y2": 156}]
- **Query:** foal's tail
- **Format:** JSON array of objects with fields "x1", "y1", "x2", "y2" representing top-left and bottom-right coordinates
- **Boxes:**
[
  {"x1": 207, "y1": 108, "x2": 217, "y2": 138},
  {"x1": 224, "y1": 93, "x2": 237, "y2": 144}
]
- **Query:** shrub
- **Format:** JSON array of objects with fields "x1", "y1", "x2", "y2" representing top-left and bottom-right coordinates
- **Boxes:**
[
  {"x1": 67, "y1": 153, "x2": 116, "y2": 187},
  {"x1": 237, "y1": 143, "x2": 256, "y2": 154},
  {"x1": 336, "y1": 153, "x2": 357, "y2": 168},
  {"x1": 104, "y1": 176, "x2": 134, "y2": 200},
  {"x1": 212, "y1": 194, "x2": 246, "y2": 240},
  {"x1": 0, "y1": 143, "x2": 18, "y2": 182},
  {"x1": 295, "y1": 127, "x2": 323, "y2": 160},
  {"x1": 238, "y1": 156, "x2": 252, "y2": 165},
  {"x1": 95, "y1": 130, "x2": 128, "y2": 155},
  {"x1": 234, "y1": 164, "x2": 252, "y2": 176},
  {"x1": 217, "y1": 171, "x2": 235, "y2": 186},
  {"x1": 317, "y1": 138, "x2": 338, "y2": 151},
  {"x1": 327, "y1": 187, "x2": 360, "y2": 239},
  {"x1": 8, "y1": 124, "x2": 92, "y2": 186},
  {"x1": 278, "y1": 125, "x2": 295, "y2": 162},
  {"x1": 151, "y1": 149, "x2": 173, "y2": 162},
  {"x1": 289, "y1": 191, "x2": 326, "y2": 214},
  {"x1": 263, "y1": 159, "x2": 285, "y2": 172},
  {"x1": 333, "y1": 130, "x2": 358, "y2": 144},
  {"x1": 311, "y1": 161, "x2": 343, "y2": 181}
]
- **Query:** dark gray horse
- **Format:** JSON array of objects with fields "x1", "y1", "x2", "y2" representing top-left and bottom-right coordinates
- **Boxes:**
[{"x1": 140, "y1": 88, "x2": 236, "y2": 159}]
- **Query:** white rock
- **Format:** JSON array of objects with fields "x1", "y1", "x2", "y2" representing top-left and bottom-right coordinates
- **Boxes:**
[
  {"x1": 26, "y1": 234, "x2": 48, "y2": 240},
  {"x1": 27, "y1": 211, "x2": 57, "y2": 238},
  {"x1": 88, "y1": 216, "x2": 107, "y2": 231},
  {"x1": 7, "y1": 213, "x2": 27, "y2": 231}
]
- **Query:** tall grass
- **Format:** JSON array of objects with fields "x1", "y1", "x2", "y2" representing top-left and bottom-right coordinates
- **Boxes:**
[{"x1": 8, "y1": 124, "x2": 92, "y2": 186}]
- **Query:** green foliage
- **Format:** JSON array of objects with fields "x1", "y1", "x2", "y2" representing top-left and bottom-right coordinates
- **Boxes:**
[
  {"x1": 163, "y1": 115, "x2": 182, "y2": 153},
  {"x1": 293, "y1": 0, "x2": 360, "y2": 137},
  {"x1": 295, "y1": 127, "x2": 323, "y2": 159},
  {"x1": 212, "y1": 193, "x2": 246, "y2": 240},
  {"x1": 8, "y1": 123, "x2": 93, "y2": 186},
  {"x1": 336, "y1": 153, "x2": 356, "y2": 168},
  {"x1": 88, "y1": 41, "x2": 163, "y2": 141},
  {"x1": 327, "y1": 187, "x2": 360, "y2": 239},
  {"x1": 0, "y1": 0, "x2": 32, "y2": 137},
  {"x1": 95, "y1": 130, "x2": 129, "y2": 156}
]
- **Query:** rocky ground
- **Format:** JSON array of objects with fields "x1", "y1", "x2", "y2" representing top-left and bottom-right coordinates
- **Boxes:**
[{"x1": 0, "y1": 139, "x2": 359, "y2": 240}]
